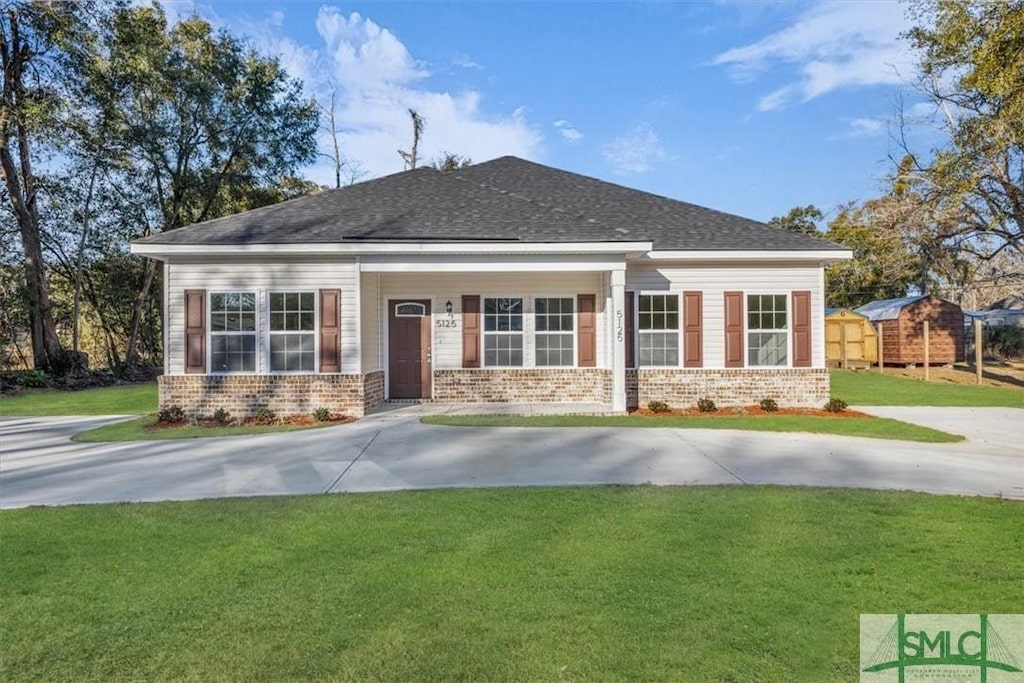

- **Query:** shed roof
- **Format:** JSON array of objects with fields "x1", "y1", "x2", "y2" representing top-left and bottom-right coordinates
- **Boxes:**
[
  {"x1": 133, "y1": 156, "x2": 847, "y2": 252},
  {"x1": 854, "y1": 295, "x2": 929, "y2": 321}
]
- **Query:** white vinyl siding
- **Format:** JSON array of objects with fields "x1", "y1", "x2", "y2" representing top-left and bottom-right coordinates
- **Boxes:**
[
  {"x1": 166, "y1": 260, "x2": 359, "y2": 374},
  {"x1": 360, "y1": 272, "x2": 381, "y2": 371},
  {"x1": 375, "y1": 272, "x2": 604, "y2": 370},
  {"x1": 625, "y1": 262, "x2": 825, "y2": 368}
]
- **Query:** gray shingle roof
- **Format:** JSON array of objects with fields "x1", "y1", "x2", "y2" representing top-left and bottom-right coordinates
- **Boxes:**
[{"x1": 134, "y1": 156, "x2": 845, "y2": 251}]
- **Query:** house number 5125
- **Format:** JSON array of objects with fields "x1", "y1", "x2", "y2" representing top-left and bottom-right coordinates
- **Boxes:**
[
  {"x1": 616, "y1": 309, "x2": 624, "y2": 342},
  {"x1": 436, "y1": 319, "x2": 458, "y2": 329}
]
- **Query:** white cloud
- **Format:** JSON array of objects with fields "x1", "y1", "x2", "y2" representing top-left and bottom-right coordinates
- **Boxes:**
[
  {"x1": 553, "y1": 119, "x2": 583, "y2": 143},
  {"x1": 713, "y1": 2, "x2": 915, "y2": 111},
  {"x1": 602, "y1": 123, "x2": 669, "y2": 175},
  {"x1": 241, "y1": 7, "x2": 541, "y2": 182},
  {"x1": 842, "y1": 117, "x2": 886, "y2": 138},
  {"x1": 453, "y1": 54, "x2": 483, "y2": 70}
]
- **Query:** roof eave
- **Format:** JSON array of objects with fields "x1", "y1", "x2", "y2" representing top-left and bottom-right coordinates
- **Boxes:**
[{"x1": 130, "y1": 240, "x2": 656, "y2": 260}]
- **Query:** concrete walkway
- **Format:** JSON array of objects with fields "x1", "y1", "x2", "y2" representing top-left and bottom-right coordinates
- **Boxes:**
[{"x1": 1, "y1": 407, "x2": 1021, "y2": 509}]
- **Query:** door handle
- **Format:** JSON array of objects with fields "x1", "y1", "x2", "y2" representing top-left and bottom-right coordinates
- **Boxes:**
[{"x1": 426, "y1": 346, "x2": 432, "y2": 363}]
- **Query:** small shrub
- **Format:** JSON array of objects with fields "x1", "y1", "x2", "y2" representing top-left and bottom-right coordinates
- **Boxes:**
[
  {"x1": 157, "y1": 405, "x2": 185, "y2": 423},
  {"x1": 18, "y1": 369, "x2": 49, "y2": 388},
  {"x1": 212, "y1": 407, "x2": 231, "y2": 425},
  {"x1": 313, "y1": 407, "x2": 332, "y2": 422},
  {"x1": 252, "y1": 407, "x2": 277, "y2": 425},
  {"x1": 647, "y1": 400, "x2": 671, "y2": 414},
  {"x1": 759, "y1": 397, "x2": 779, "y2": 412},
  {"x1": 824, "y1": 398, "x2": 848, "y2": 413},
  {"x1": 696, "y1": 397, "x2": 717, "y2": 413}
]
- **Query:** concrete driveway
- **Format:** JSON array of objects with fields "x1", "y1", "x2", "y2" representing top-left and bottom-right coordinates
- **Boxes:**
[{"x1": 1, "y1": 407, "x2": 1021, "y2": 509}]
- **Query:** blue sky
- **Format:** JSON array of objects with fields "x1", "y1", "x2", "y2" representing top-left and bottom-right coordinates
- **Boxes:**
[{"x1": 165, "y1": 0, "x2": 932, "y2": 226}]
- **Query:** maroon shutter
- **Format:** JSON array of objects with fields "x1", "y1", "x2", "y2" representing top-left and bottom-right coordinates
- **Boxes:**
[
  {"x1": 577, "y1": 294, "x2": 596, "y2": 367},
  {"x1": 792, "y1": 290, "x2": 812, "y2": 368},
  {"x1": 724, "y1": 291, "x2": 744, "y2": 368},
  {"x1": 185, "y1": 290, "x2": 206, "y2": 373},
  {"x1": 683, "y1": 291, "x2": 703, "y2": 368},
  {"x1": 462, "y1": 295, "x2": 480, "y2": 368},
  {"x1": 625, "y1": 291, "x2": 635, "y2": 368},
  {"x1": 319, "y1": 289, "x2": 341, "y2": 372}
]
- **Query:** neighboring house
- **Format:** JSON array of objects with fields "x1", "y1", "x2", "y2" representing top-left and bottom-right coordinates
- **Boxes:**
[
  {"x1": 130, "y1": 156, "x2": 851, "y2": 416},
  {"x1": 855, "y1": 295, "x2": 964, "y2": 365},
  {"x1": 967, "y1": 297, "x2": 1024, "y2": 329}
]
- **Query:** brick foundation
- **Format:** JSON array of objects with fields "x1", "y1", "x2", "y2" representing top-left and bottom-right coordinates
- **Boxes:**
[
  {"x1": 159, "y1": 373, "x2": 382, "y2": 418},
  {"x1": 432, "y1": 368, "x2": 612, "y2": 403},
  {"x1": 362, "y1": 370, "x2": 384, "y2": 413},
  {"x1": 628, "y1": 368, "x2": 829, "y2": 409}
]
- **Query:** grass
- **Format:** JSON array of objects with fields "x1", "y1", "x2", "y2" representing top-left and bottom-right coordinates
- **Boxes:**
[
  {"x1": 421, "y1": 413, "x2": 963, "y2": 443},
  {"x1": 0, "y1": 382, "x2": 157, "y2": 416},
  {"x1": 1, "y1": 487, "x2": 1021, "y2": 682},
  {"x1": 71, "y1": 415, "x2": 345, "y2": 442},
  {"x1": 830, "y1": 369, "x2": 1023, "y2": 407}
]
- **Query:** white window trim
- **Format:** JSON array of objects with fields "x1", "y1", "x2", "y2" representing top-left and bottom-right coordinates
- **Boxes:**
[
  {"x1": 533, "y1": 295, "x2": 577, "y2": 368},
  {"x1": 745, "y1": 292, "x2": 791, "y2": 369},
  {"x1": 267, "y1": 289, "x2": 319, "y2": 375},
  {"x1": 208, "y1": 290, "x2": 259, "y2": 375},
  {"x1": 637, "y1": 292, "x2": 681, "y2": 369},
  {"x1": 482, "y1": 295, "x2": 526, "y2": 368}
]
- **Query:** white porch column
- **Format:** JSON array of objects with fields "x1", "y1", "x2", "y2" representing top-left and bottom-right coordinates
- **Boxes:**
[{"x1": 610, "y1": 268, "x2": 626, "y2": 412}]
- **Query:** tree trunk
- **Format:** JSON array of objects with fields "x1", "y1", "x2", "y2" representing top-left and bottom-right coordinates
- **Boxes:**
[
  {"x1": 124, "y1": 257, "x2": 156, "y2": 368},
  {"x1": 1, "y1": 7, "x2": 63, "y2": 372}
]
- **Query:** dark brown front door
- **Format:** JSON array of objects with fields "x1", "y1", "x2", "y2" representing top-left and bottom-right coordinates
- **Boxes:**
[{"x1": 389, "y1": 300, "x2": 432, "y2": 399}]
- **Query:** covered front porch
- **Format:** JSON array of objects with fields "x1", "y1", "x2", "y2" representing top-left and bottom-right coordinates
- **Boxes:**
[{"x1": 358, "y1": 251, "x2": 633, "y2": 412}]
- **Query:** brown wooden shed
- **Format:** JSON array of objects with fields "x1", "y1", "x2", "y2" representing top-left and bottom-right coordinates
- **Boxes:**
[
  {"x1": 854, "y1": 295, "x2": 964, "y2": 365},
  {"x1": 824, "y1": 308, "x2": 877, "y2": 367}
]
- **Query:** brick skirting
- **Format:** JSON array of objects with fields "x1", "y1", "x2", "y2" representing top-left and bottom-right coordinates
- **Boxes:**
[
  {"x1": 627, "y1": 368, "x2": 829, "y2": 409},
  {"x1": 432, "y1": 368, "x2": 612, "y2": 403},
  {"x1": 159, "y1": 373, "x2": 382, "y2": 418}
]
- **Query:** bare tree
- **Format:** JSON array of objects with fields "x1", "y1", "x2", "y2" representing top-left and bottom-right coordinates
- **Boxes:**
[
  {"x1": 397, "y1": 108, "x2": 425, "y2": 170},
  {"x1": 314, "y1": 84, "x2": 366, "y2": 189}
]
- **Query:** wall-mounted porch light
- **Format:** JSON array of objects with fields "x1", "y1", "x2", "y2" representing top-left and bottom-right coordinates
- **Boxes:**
[{"x1": 445, "y1": 300, "x2": 453, "y2": 316}]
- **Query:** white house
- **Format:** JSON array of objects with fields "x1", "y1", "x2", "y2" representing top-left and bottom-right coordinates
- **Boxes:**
[{"x1": 130, "y1": 157, "x2": 851, "y2": 416}]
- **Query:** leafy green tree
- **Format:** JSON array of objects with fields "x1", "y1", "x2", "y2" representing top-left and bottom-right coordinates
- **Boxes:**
[
  {"x1": 80, "y1": 5, "x2": 319, "y2": 367},
  {"x1": 768, "y1": 205, "x2": 824, "y2": 236},
  {"x1": 0, "y1": 0, "x2": 96, "y2": 371},
  {"x1": 903, "y1": 0, "x2": 1024, "y2": 258},
  {"x1": 824, "y1": 200, "x2": 919, "y2": 308}
]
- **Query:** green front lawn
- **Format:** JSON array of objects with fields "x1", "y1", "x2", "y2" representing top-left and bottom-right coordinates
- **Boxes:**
[
  {"x1": 2, "y1": 487, "x2": 1020, "y2": 681},
  {"x1": 421, "y1": 413, "x2": 962, "y2": 442},
  {"x1": 70, "y1": 415, "x2": 347, "y2": 442},
  {"x1": 0, "y1": 383, "x2": 157, "y2": 416},
  {"x1": 830, "y1": 369, "x2": 1023, "y2": 407}
]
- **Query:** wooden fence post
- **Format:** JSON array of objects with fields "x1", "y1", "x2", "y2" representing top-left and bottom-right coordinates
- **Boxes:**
[
  {"x1": 923, "y1": 320, "x2": 930, "y2": 381},
  {"x1": 975, "y1": 319, "x2": 983, "y2": 385},
  {"x1": 877, "y1": 322, "x2": 884, "y2": 373}
]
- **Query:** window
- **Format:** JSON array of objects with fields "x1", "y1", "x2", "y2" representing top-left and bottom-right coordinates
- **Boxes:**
[
  {"x1": 484, "y1": 297, "x2": 523, "y2": 366},
  {"x1": 269, "y1": 292, "x2": 316, "y2": 372},
  {"x1": 638, "y1": 294, "x2": 679, "y2": 366},
  {"x1": 210, "y1": 292, "x2": 256, "y2": 372},
  {"x1": 395, "y1": 302, "x2": 426, "y2": 317},
  {"x1": 747, "y1": 294, "x2": 788, "y2": 366},
  {"x1": 535, "y1": 297, "x2": 574, "y2": 366}
]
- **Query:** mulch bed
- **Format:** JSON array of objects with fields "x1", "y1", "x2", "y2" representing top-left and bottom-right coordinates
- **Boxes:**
[
  {"x1": 149, "y1": 414, "x2": 355, "y2": 430},
  {"x1": 630, "y1": 406, "x2": 871, "y2": 418}
]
